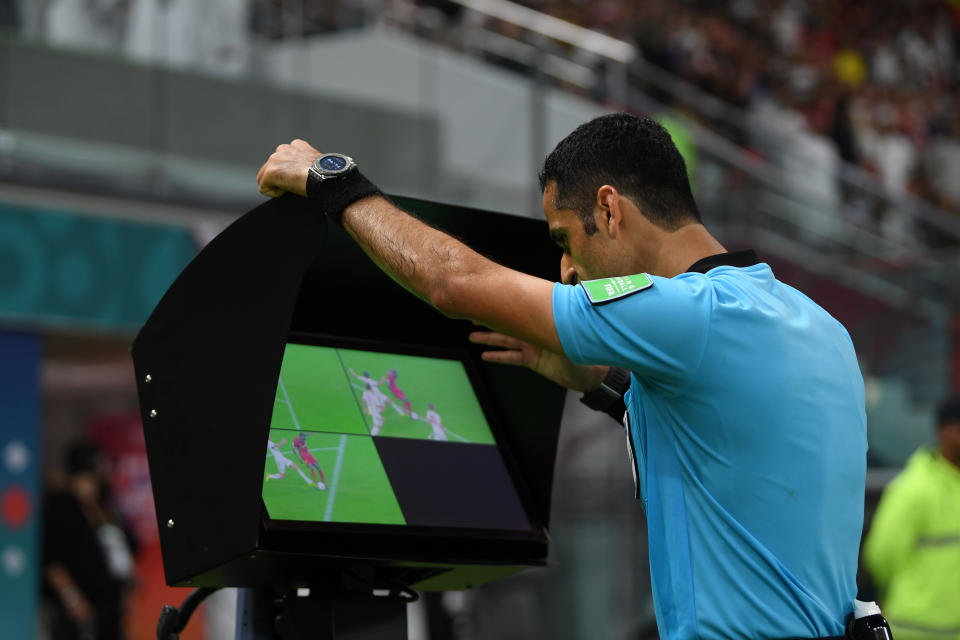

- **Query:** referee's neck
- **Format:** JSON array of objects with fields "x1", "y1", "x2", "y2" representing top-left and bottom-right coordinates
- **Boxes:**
[{"x1": 650, "y1": 224, "x2": 726, "y2": 278}]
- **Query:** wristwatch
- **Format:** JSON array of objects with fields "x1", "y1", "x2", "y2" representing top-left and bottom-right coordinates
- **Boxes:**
[
  {"x1": 308, "y1": 153, "x2": 357, "y2": 186},
  {"x1": 580, "y1": 366, "x2": 631, "y2": 412},
  {"x1": 304, "y1": 152, "x2": 382, "y2": 227}
]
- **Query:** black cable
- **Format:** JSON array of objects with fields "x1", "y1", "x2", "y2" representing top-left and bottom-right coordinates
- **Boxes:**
[{"x1": 156, "y1": 587, "x2": 220, "y2": 640}]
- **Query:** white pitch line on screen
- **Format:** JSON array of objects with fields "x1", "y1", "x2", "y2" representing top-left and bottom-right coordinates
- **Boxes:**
[
  {"x1": 323, "y1": 434, "x2": 347, "y2": 522},
  {"x1": 277, "y1": 376, "x2": 301, "y2": 430},
  {"x1": 443, "y1": 429, "x2": 470, "y2": 443}
]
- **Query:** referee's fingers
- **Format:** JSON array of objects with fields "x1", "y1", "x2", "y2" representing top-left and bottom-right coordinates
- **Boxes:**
[
  {"x1": 479, "y1": 349, "x2": 528, "y2": 366},
  {"x1": 468, "y1": 331, "x2": 524, "y2": 349}
]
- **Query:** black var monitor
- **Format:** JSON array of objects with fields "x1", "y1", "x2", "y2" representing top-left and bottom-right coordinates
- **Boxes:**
[{"x1": 131, "y1": 194, "x2": 565, "y2": 594}]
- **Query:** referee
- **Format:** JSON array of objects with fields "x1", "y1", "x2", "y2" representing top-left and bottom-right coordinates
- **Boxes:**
[{"x1": 258, "y1": 113, "x2": 870, "y2": 640}]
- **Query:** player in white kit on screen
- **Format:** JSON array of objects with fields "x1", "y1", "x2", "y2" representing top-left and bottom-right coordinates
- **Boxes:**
[
  {"x1": 350, "y1": 367, "x2": 405, "y2": 415},
  {"x1": 424, "y1": 403, "x2": 448, "y2": 441},
  {"x1": 362, "y1": 383, "x2": 388, "y2": 435},
  {"x1": 265, "y1": 437, "x2": 313, "y2": 485}
]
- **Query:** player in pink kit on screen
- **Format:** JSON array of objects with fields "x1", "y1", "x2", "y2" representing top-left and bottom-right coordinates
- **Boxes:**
[
  {"x1": 292, "y1": 432, "x2": 327, "y2": 490},
  {"x1": 350, "y1": 367, "x2": 405, "y2": 415},
  {"x1": 265, "y1": 437, "x2": 314, "y2": 485},
  {"x1": 385, "y1": 369, "x2": 413, "y2": 414}
]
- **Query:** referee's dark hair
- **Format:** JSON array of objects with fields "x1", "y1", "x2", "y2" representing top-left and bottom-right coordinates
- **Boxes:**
[
  {"x1": 937, "y1": 396, "x2": 960, "y2": 427},
  {"x1": 539, "y1": 112, "x2": 700, "y2": 235}
]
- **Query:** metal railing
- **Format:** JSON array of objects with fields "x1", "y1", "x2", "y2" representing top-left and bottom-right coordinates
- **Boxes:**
[{"x1": 388, "y1": 0, "x2": 635, "y2": 106}]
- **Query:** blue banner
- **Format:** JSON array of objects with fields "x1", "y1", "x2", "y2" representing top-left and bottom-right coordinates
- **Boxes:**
[
  {"x1": 0, "y1": 203, "x2": 198, "y2": 331},
  {"x1": 0, "y1": 332, "x2": 41, "y2": 640}
]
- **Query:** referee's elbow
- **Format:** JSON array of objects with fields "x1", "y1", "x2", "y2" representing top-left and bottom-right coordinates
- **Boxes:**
[{"x1": 427, "y1": 273, "x2": 474, "y2": 321}]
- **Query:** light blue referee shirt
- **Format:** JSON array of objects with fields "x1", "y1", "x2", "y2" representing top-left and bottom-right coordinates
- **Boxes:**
[{"x1": 552, "y1": 251, "x2": 866, "y2": 640}]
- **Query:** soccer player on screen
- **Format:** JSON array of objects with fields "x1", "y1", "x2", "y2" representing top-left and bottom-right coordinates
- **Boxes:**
[
  {"x1": 292, "y1": 433, "x2": 327, "y2": 490},
  {"x1": 265, "y1": 437, "x2": 314, "y2": 485},
  {"x1": 424, "y1": 403, "x2": 448, "y2": 442},
  {"x1": 361, "y1": 383, "x2": 388, "y2": 435},
  {"x1": 349, "y1": 368, "x2": 380, "y2": 389},
  {"x1": 350, "y1": 367, "x2": 405, "y2": 415},
  {"x1": 385, "y1": 369, "x2": 414, "y2": 415}
]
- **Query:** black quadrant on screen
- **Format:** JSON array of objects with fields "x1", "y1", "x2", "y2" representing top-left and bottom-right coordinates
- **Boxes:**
[{"x1": 374, "y1": 438, "x2": 532, "y2": 531}]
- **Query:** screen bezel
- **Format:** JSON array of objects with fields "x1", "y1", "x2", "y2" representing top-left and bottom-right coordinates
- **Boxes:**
[{"x1": 260, "y1": 331, "x2": 548, "y2": 544}]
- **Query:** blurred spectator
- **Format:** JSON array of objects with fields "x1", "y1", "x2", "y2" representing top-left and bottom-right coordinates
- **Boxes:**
[
  {"x1": 249, "y1": 0, "x2": 364, "y2": 40},
  {"x1": 415, "y1": 0, "x2": 463, "y2": 23},
  {"x1": 44, "y1": 0, "x2": 129, "y2": 53},
  {"x1": 655, "y1": 108, "x2": 699, "y2": 192},
  {"x1": 862, "y1": 397, "x2": 960, "y2": 640},
  {"x1": 832, "y1": 42, "x2": 868, "y2": 90},
  {"x1": 125, "y1": 0, "x2": 251, "y2": 75},
  {"x1": 829, "y1": 90, "x2": 858, "y2": 165},
  {"x1": 42, "y1": 440, "x2": 136, "y2": 640},
  {"x1": 479, "y1": 0, "x2": 960, "y2": 239},
  {"x1": 924, "y1": 110, "x2": 960, "y2": 215},
  {"x1": 859, "y1": 91, "x2": 918, "y2": 200}
]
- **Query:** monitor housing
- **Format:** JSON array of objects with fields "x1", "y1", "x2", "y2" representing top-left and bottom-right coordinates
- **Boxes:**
[{"x1": 131, "y1": 195, "x2": 565, "y2": 592}]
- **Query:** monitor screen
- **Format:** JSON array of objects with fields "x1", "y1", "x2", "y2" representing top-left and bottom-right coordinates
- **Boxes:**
[{"x1": 261, "y1": 336, "x2": 534, "y2": 533}]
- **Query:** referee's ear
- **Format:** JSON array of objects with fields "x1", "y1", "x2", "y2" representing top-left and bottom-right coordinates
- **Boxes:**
[{"x1": 596, "y1": 184, "x2": 624, "y2": 238}]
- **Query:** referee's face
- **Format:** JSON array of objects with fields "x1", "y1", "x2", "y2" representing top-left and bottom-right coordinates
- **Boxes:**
[{"x1": 544, "y1": 183, "x2": 616, "y2": 285}]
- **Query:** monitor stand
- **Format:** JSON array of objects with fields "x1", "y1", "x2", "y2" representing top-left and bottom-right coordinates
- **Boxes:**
[{"x1": 235, "y1": 588, "x2": 408, "y2": 640}]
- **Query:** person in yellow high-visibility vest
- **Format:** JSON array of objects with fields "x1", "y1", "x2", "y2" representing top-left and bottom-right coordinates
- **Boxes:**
[{"x1": 863, "y1": 396, "x2": 960, "y2": 640}]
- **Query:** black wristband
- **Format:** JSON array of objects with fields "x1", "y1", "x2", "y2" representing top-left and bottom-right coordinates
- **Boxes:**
[
  {"x1": 580, "y1": 367, "x2": 631, "y2": 419},
  {"x1": 601, "y1": 398, "x2": 628, "y2": 424},
  {"x1": 306, "y1": 168, "x2": 382, "y2": 227}
]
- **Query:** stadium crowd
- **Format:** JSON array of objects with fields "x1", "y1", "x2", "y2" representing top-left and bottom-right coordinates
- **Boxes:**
[
  {"x1": 7, "y1": 0, "x2": 960, "y2": 241},
  {"x1": 508, "y1": 0, "x2": 960, "y2": 223}
]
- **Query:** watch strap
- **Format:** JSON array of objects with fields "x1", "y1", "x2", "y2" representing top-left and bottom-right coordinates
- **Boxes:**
[
  {"x1": 580, "y1": 366, "x2": 631, "y2": 420},
  {"x1": 306, "y1": 167, "x2": 382, "y2": 227}
]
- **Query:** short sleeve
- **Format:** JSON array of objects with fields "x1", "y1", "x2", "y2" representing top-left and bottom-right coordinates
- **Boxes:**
[{"x1": 552, "y1": 273, "x2": 712, "y2": 388}]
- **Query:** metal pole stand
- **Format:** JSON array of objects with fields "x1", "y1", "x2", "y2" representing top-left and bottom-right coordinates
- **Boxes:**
[{"x1": 235, "y1": 588, "x2": 409, "y2": 640}]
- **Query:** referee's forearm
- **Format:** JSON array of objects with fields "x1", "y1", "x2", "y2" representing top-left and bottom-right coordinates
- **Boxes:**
[{"x1": 342, "y1": 195, "x2": 492, "y2": 318}]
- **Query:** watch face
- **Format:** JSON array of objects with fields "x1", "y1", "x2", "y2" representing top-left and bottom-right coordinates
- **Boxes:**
[{"x1": 318, "y1": 154, "x2": 349, "y2": 172}]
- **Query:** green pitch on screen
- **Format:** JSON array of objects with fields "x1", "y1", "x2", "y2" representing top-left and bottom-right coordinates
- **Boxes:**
[
  {"x1": 271, "y1": 344, "x2": 369, "y2": 435},
  {"x1": 262, "y1": 429, "x2": 404, "y2": 524},
  {"x1": 340, "y1": 349, "x2": 495, "y2": 444}
]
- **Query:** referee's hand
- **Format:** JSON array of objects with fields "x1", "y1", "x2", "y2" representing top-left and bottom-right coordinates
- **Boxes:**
[
  {"x1": 469, "y1": 330, "x2": 609, "y2": 392},
  {"x1": 257, "y1": 139, "x2": 321, "y2": 198}
]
